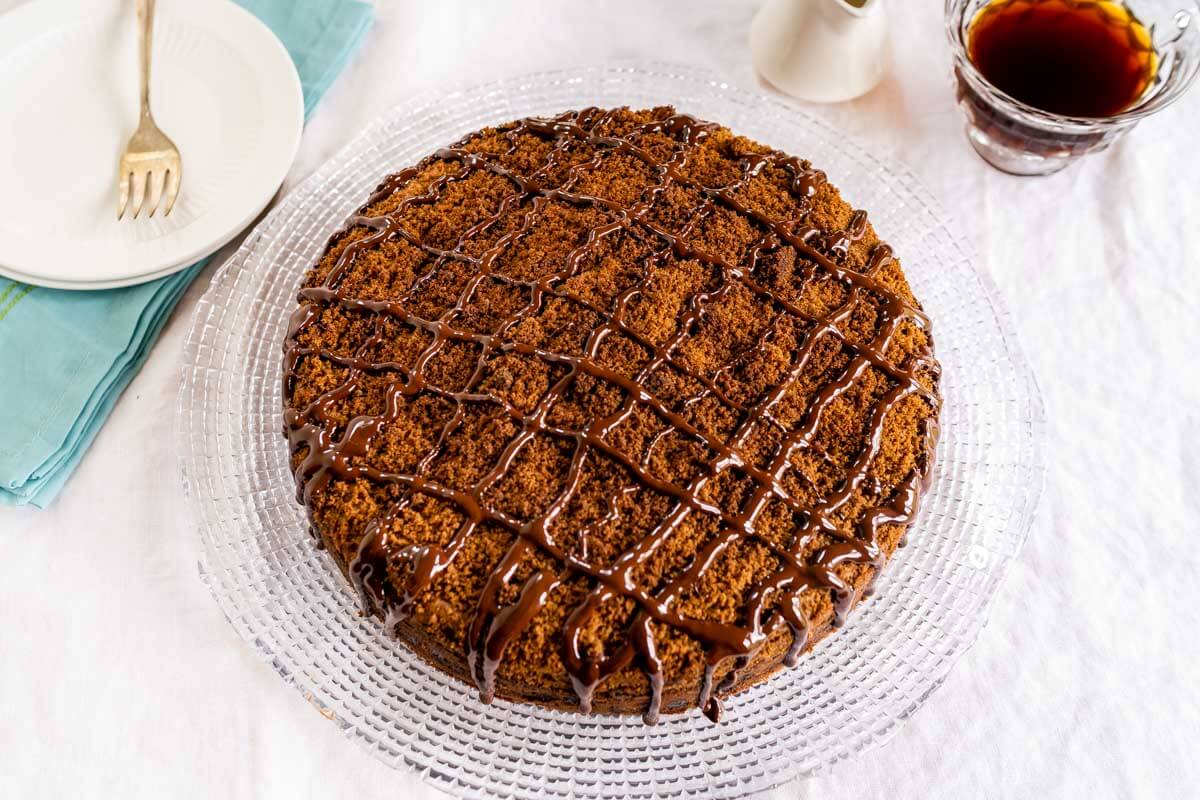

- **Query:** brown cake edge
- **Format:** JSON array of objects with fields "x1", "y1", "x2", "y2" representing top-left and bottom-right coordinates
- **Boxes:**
[{"x1": 320, "y1": 516, "x2": 907, "y2": 719}]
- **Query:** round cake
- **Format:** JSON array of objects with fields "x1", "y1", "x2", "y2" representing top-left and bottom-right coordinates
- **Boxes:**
[{"x1": 282, "y1": 106, "x2": 940, "y2": 724}]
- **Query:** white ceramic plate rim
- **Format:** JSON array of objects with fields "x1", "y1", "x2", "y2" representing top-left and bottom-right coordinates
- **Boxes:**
[{"x1": 0, "y1": 0, "x2": 303, "y2": 290}]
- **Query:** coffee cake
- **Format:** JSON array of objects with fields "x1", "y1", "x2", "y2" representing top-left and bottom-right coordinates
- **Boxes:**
[{"x1": 283, "y1": 106, "x2": 940, "y2": 723}]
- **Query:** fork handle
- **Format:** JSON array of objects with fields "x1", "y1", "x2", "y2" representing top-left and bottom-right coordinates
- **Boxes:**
[{"x1": 136, "y1": 0, "x2": 155, "y2": 117}]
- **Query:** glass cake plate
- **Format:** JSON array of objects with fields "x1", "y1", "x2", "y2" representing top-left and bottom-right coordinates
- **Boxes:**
[{"x1": 177, "y1": 63, "x2": 1044, "y2": 799}]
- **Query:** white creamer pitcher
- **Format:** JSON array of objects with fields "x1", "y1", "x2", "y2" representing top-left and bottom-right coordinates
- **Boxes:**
[{"x1": 750, "y1": 0, "x2": 890, "y2": 103}]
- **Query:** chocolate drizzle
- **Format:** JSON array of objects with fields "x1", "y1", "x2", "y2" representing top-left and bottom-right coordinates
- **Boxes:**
[{"x1": 282, "y1": 108, "x2": 940, "y2": 724}]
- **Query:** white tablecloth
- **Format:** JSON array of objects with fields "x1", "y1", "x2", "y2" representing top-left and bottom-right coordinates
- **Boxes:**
[{"x1": 4, "y1": 1, "x2": 1198, "y2": 797}]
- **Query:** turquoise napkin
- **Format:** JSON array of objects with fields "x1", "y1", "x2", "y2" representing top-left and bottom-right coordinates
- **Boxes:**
[{"x1": 0, "y1": 0, "x2": 372, "y2": 508}]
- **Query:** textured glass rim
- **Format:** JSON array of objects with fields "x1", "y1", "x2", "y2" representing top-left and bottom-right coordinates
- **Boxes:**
[
  {"x1": 176, "y1": 61, "x2": 1046, "y2": 798},
  {"x1": 944, "y1": 0, "x2": 1200, "y2": 130}
]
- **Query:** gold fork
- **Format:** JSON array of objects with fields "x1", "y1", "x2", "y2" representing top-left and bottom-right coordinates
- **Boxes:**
[{"x1": 117, "y1": 0, "x2": 181, "y2": 220}]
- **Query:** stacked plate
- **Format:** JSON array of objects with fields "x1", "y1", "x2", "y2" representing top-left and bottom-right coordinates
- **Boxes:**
[{"x1": 0, "y1": 0, "x2": 303, "y2": 289}]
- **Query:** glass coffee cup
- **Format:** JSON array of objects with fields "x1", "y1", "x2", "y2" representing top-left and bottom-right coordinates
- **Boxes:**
[{"x1": 946, "y1": 0, "x2": 1200, "y2": 175}]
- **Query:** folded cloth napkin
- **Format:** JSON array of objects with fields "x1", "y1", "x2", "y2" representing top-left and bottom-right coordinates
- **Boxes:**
[{"x1": 0, "y1": 0, "x2": 373, "y2": 508}]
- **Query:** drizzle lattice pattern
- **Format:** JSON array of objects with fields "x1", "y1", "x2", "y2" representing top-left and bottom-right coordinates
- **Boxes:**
[{"x1": 283, "y1": 107, "x2": 940, "y2": 724}]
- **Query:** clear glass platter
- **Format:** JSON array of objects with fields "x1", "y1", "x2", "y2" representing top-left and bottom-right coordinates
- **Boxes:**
[{"x1": 176, "y1": 63, "x2": 1044, "y2": 800}]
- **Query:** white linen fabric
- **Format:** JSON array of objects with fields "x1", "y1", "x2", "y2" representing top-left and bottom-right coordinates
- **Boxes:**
[{"x1": 2, "y1": 1, "x2": 1197, "y2": 798}]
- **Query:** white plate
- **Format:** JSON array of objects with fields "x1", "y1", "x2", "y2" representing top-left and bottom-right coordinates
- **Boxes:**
[{"x1": 0, "y1": 0, "x2": 303, "y2": 289}]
